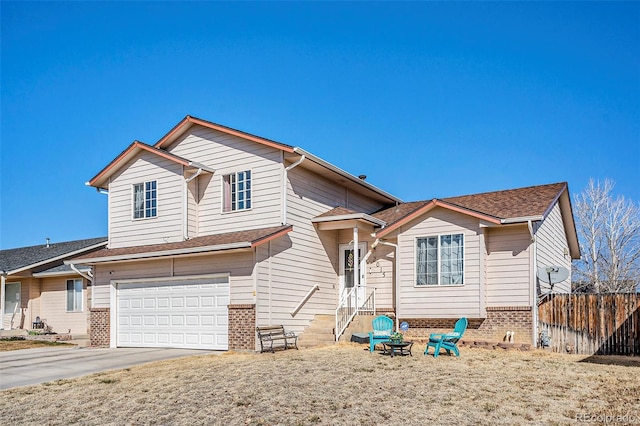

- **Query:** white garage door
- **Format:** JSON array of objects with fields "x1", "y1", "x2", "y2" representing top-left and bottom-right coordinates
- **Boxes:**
[{"x1": 116, "y1": 277, "x2": 229, "y2": 350}]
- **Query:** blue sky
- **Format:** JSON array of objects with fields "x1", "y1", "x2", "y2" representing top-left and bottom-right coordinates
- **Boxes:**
[{"x1": 1, "y1": 2, "x2": 639, "y2": 249}]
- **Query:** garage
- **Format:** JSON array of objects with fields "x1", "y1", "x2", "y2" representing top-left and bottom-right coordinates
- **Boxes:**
[{"x1": 115, "y1": 276, "x2": 229, "y2": 350}]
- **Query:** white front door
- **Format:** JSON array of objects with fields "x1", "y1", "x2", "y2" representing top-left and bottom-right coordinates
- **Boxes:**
[
  {"x1": 339, "y1": 243, "x2": 367, "y2": 307},
  {"x1": 4, "y1": 282, "x2": 21, "y2": 329}
]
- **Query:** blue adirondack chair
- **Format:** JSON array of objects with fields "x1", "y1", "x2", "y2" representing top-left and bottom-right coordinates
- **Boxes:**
[
  {"x1": 368, "y1": 315, "x2": 394, "y2": 353},
  {"x1": 424, "y1": 317, "x2": 468, "y2": 357}
]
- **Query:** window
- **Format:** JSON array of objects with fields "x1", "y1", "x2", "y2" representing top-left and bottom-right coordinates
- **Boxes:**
[
  {"x1": 222, "y1": 170, "x2": 251, "y2": 212},
  {"x1": 416, "y1": 234, "x2": 464, "y2": 285},
  {"x1": 133, "y1": 181, "x2": 157, "y2": 219},
  {"x1": 66, "y1": 279, "x2": 83, "y2": 312}
]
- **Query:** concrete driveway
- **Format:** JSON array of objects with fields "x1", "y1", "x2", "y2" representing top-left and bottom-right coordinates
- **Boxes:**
[{"x1": 0, "y1": 346, "x2": 216, "y2": 390}]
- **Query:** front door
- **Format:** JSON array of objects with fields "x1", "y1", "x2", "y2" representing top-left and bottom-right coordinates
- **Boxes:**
[
  {"x1": 4, "y1": 282, "x2": 21, "y2": 328},
  {"x1": 339, "y1": 243, "x2": 366, "y2": 307}
]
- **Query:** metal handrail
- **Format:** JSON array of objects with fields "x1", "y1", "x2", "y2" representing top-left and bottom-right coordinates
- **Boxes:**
[
  {"x1": 290, "y1": 284, "x2": 320, "y2": 317},
  {"x1": 335, "y1": 287, "x2": 376, "y2": 342}
]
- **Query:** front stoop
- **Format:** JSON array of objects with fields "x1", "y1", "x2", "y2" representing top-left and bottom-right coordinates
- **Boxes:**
[{"x1": 338, "y1": 314, "x2": 375, "y2": 343}]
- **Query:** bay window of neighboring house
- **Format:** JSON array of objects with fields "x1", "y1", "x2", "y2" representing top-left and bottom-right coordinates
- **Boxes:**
[
  {"x1": 66, "y1": 278, "x2": 83, "y2": 312},
  {"x1": 416, "y1": 233, "x2": 464, "y2": 285},
  {"x1": 133, "y1": 181, "x2": 157, "y2": 219},
  {"x1": 222, "y1": 170, "x2": 251, "y2": 212}
]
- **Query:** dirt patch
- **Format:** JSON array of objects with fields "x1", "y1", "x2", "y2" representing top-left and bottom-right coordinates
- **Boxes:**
[
  {"x1": 1, "y1": 343, "x2": 638, "y2": 425},
  {"x1": 0, "y1": 339, "x2": 73, "y2": 352}
]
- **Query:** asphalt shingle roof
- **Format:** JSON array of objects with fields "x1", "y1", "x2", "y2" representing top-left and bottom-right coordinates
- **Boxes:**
[
  {"x1": 0, "y1": 237, "x2": 108, "y2": 273},
  {"x1": 370, "y1": 182, "x2": 567, "y2": 230},
  {"x1": 71, "y1": 226, "x2": 292, "y2": 262},
  {"x1": 440, "y1": 182, "x2": 567, "y2": 220}
]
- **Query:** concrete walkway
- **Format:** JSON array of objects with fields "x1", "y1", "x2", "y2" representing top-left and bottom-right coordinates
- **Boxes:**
[{"x1": 0, "y1": 346, "x2": 216, "y2": 390}]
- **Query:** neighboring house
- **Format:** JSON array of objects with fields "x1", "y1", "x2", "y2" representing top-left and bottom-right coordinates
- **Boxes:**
[
  {"x1": 0, "y1": 237, "x2": 108, "y2": 334},
  {"x1": 70, "y1": 115, "x2": 580, "y2": 350}
]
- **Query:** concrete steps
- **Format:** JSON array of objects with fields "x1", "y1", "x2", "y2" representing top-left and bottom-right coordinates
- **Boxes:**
[
  {"x1": 298, "y1": 313, "x2": 379, "y2": 348},
  {"x1": 297, "y1": 314, "x2": 335, "y2": 348}
]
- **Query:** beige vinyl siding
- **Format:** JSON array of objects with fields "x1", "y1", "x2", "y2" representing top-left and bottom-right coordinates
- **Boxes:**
[
  {"x1": 166, "y1": 126, "x2": 283, "y2": 235},
  {"x1": 172, "y1": 252, "x2": 254, "y2": 305},
  {"x1": 92, "y1": 253, "x2": 255, "y2": 309},
  {"x1": 346, "y1": 188, "x2": 390, "y2": 213},
  {"x1": 255, "y1": 165, "x2": 386, "y2": 333},
  {"x1": 27, "y1": 278, "x2": 40, "y2": 326},
  {"x1": 92, "y1": 260, "x2": 173, "y2": 308},
  {"x1": 109, "y1": 152, "x2": 184, "y2": 248},
  {"x1": 397, "y1": 207, "x2": 482, "y2": 318},
  {"x1": 485, "y1": 225, "x2": 532, "y2": 306},
  {"x1": 534, "y1": 203, "x2": 572, "y2": 293},
  {"x1": 39, "y1": 277, "x2": 88, "y2": 335}
]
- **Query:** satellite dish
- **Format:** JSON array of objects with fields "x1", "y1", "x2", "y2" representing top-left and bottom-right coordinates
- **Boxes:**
[{"x1": 537, "y1": 266, "x2": 569, "y2": 284}]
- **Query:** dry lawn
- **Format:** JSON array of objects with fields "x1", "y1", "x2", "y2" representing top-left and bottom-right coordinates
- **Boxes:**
[
  {"x1": 1, "y1": 343, "x2": 638, "y2": 425},
  {"x1": 0, "y1": 339, "x2": 73, "y2": 351}
]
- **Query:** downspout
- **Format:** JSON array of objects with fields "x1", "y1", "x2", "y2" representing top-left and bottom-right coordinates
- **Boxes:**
[
  {"x1": 183, "y1": 168, "x2": 203, "y2": 240},
  {"x1": 376, "y1": 239, "x2": 399, "y2": 332},
  {"x1": 528, "y1": 220, "x2": 538, "y2": 348},
  {"x1": 70, "y1": 263, "x2": 94, "y2": 310},
  {"x1": 282, "y1": 155, "x2": 305, "y2": 225}
]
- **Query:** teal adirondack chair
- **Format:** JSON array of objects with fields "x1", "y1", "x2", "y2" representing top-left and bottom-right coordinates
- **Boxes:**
[
  {"x1": 368, "y1": 315, "x2": 394, "y2": 353},
  {"x1": 424, "y1": 317, "x2": 468, "y2": 357}
]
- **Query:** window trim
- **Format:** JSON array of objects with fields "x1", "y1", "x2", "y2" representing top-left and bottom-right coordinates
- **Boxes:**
[
  {"x1": 132, "y1": 180, "x2": 158, "y2": 220},
  {"x1": 221, "y1": 169, "x2": 252, "y2": 214},
  {"x1": 414, "y1": 233, "x2": 465, "y2": 287},
  {"x1": 66, "y1": 278, "x2": 83, "y2": 312}
]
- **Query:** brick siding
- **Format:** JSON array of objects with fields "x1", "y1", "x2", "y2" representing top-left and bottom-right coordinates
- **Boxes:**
[
  {"x1": 228, "y1": 304, "x2": 255, "y2": 350},
  {"x1": 400, "y1": 306, "x2": 534, "y2": 345},
  {"x1": 89, "y1": 307, "x2": 110, "y2": 347}
]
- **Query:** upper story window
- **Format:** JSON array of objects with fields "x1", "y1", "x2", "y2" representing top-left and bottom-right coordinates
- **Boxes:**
[
  {"x1": 222, "y1": 170, "x2": 251, "y2": 212},
  {"x1": 66, "y1": 278, "x2": 83, "y2": 312},
  {"x1": 416, "y1": 234, "x2": 464, "y2": 286},
  {"x1": 133, "y1": 181, "x2": 157, "y2": 219}
]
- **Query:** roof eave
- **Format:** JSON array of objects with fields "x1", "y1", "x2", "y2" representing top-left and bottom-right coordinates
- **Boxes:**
[
  {"x1": 5, "y1": 241, "x2": 108, "y2": 276},
  {"x1": 311, "y1": 213, "x2": 387, "y2": 227},
  {"x1": 500, "y1": 215, "x2": 545, "y2": 224},
  {"x1": 68, "y1": 242, "x2": 253, "y2": 265},
  {"x1": 293, "y1": 147, "x2": 402, "y2": 204},
  {"x1": 32, "y1": 269, "x2": 91, "y2": 278},
  {"x1": 154, "y1": 115, "x2": 296, "y2": 153}
]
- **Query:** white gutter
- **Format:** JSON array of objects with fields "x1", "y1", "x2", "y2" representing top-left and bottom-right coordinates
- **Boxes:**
[
  {"x1": 312, "y1": 213, "x2": 387, "y2": 227},
  {"x1": 282, "y1": 155, "x2": 306, "y2": 225},
  {"x1": 69, "y1": 263, "x2": 93, "y2": 282},
  {"x1": 501, "y1": 215, "x2": 544, "y2": 224},
  {"x1": 67, "y1": 241, "x2": 252, "y2": 264},
  {"x1": 183, "y1": 168, "x2": 203, "y2": 240}
]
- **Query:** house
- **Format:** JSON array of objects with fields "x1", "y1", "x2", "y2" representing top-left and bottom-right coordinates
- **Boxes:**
[
  {"x1": 70, "y1": 115, "x2": 580, "y2": 350},
  {"x1": 0, "y1": 237, "x2": 108, "y2": 335}
]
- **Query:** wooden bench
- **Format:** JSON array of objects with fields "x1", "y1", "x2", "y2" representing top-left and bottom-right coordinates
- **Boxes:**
[{"x1": 256, "y1": 325, "x2": 298, "y2": 353}]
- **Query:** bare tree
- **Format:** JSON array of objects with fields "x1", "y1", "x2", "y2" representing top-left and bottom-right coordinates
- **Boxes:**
[{"x1": 572, "y1": 179, "x2": 640, "y2": 293}]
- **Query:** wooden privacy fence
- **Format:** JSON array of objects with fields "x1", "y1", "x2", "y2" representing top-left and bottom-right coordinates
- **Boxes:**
[{"x1": 538, "y1": 293, "x2": 639, "y2": 355}]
